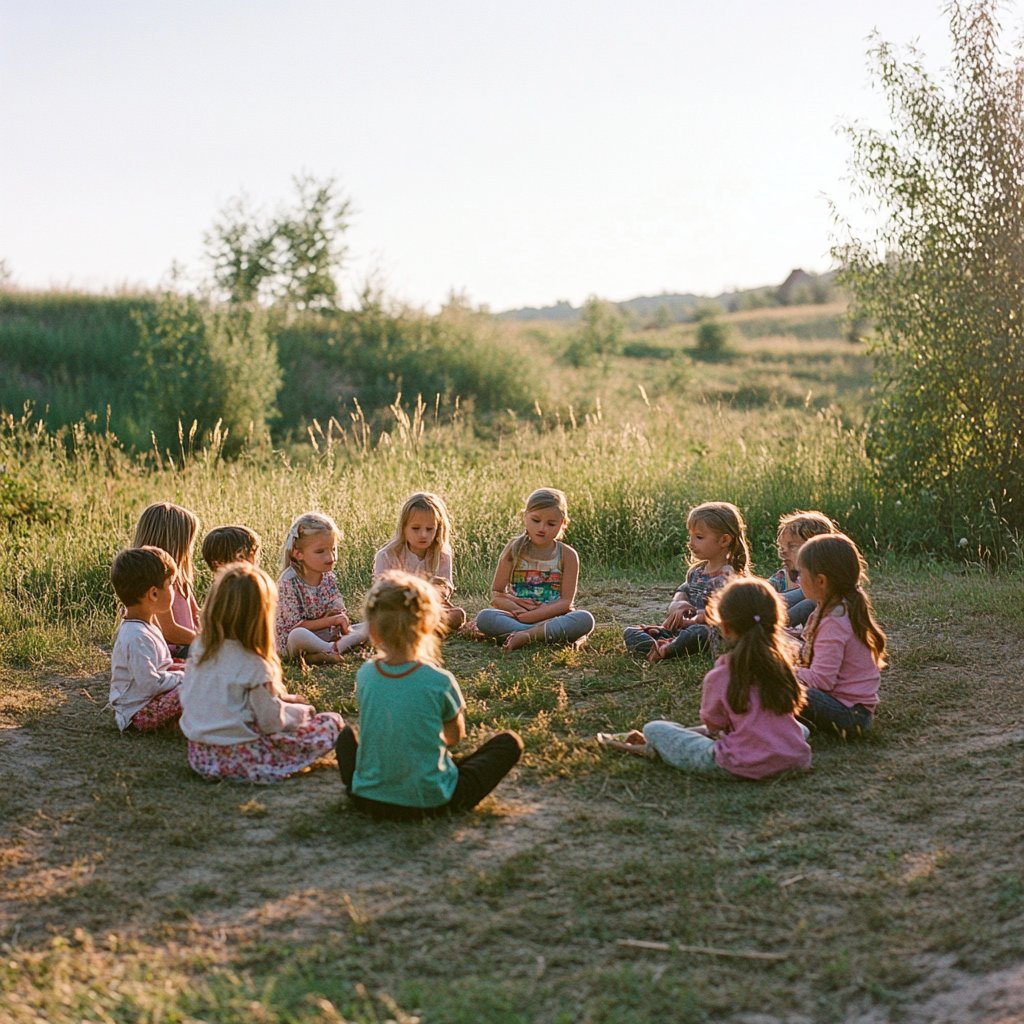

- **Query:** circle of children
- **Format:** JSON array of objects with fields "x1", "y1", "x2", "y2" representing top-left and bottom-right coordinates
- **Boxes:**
[{"x1": 108, "y1": 489, "x2": 886, "y2": 819}]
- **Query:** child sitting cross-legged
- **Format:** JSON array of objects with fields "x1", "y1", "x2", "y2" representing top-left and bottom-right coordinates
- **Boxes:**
[
  {"x1": 794, "y1": 534, "x2": 887, "y2": 737},
  {"x1": 623, "y1": 501, "x2": 750, "y2": 661},
  {"x1": 108, "y1": 546, "x2": 186, "y2": 732},
  {"x1": 768, "y1": 511, "x2": 838, "y2": 627},
  {"x1": 600, "y1": 577, "x2": 811, "y2": 779},
  {"x1": 336, "y1": 571, "x2": 523, "y2": 820},
  {"x1": 180, "y1": 563, "x2": 344, "y2": 783}
]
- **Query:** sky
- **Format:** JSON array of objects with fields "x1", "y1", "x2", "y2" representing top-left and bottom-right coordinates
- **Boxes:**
[{"x1": 0, "y1": 1, "x2": 961, "y2": 310}]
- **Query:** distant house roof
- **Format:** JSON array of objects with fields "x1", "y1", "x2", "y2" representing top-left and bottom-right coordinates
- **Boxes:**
[{"x1": 777, "y1": 269, "x2": 815, "y2": 304}]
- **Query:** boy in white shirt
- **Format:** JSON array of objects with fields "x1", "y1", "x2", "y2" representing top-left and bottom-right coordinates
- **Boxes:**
[{"x1": 108, "y1": 546, "x2": 185, "y2": 731}]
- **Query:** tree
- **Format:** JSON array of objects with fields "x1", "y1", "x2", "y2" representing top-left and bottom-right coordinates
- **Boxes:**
[
  {"x1": 833, "y1": 1, "x2": 1024, "y2": 534},
  {"x1": 204, "y1": 175, "x2": 351, "y2": 310}
]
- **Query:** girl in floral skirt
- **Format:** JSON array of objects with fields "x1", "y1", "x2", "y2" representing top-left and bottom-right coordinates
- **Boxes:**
[{"x1": 180, "y1": 563, "x2": 343, "y2": 783}]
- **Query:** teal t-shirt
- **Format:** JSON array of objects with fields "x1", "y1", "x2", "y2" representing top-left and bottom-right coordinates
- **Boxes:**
[{"x1": 352, "y1": 659, "x2": 465, "y2": 808}]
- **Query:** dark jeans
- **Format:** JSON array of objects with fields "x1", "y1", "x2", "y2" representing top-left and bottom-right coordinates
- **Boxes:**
[
  {"x1": 783, "y1": 589, "x2": 817, "y2": 628},
  {"x1": 623, "y1": 624, "x2": 712, "y2": 658},
  {"x1": 336, "y1": 726, "x2": 523, "y2": 821},
  {"x1": 800, "y1": 688, "x2": 873, "y2": 737}
]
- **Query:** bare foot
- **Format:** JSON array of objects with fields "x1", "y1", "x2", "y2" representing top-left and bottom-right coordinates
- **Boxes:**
[
  {"x1": 302, "y1": 652, "x2": 343, "y2": 665},
  {"x1": 447, "y1": 607, "x2": 467, "y2": 630},
  {"x1": 605, "y1": 739, "x2": 649, "y2": 756},
  {"x1": 503, "y1": 630, "x2": 535, "y2": 652},
  {"x1": 647, "y1": 640, "x2": 670, "y2": 664}
]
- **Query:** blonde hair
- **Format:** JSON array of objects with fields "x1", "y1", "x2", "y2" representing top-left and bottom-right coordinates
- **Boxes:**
[
  {"x1": 507, "y1": 488, "x2": 570, "y2": 564},
  {"x1": 382, "y1": 492, "x2": 453, "y2": 576},
  {"x1": 198, "y1": 564, "x2": 282, "y2": 688},
  {"x1": 364, "y1": 570, "x2": 444, "y2": 666},
  {"x1": 280, "y1": 511, "x2": 341, "y2": 574},
  {"x1": 132, "y1": 502, "x2": 200, "y2": 589},
  {"x1": 687, "y1": 501, "x2": 750, "y2": 575},
  {"x1": 777, "y1": 510, "x2": 839, "y2": 544}
]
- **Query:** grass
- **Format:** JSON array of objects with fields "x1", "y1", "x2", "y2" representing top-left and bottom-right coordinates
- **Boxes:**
[
  {"x1": 2, "y1": 570, "x2": 1023, "y2": 1022},
  {"x1": 1, "y1": 305, "x2": 1022, "y2": 1021}
]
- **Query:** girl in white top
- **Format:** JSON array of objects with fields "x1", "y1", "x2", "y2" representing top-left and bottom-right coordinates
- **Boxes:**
[
  {"x1": 373, "y1": 492, "x2": 466, "y2": 630},
  {"x1": 180, "y1": 563, "x2": 344, "y2": 783},
  {"x1": 276, "y1": 512, "x2": 368, "y2": 662}
]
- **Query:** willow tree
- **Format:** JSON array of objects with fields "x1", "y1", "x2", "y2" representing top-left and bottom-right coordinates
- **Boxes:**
[{"x1": 834, "y1": 1, "x2": 1024, "y2": 543}]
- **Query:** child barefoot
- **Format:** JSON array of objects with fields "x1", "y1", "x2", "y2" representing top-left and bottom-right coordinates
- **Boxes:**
[
  {"x1": 132, "y1": 502, "x2": 201, "y2": 657},
  {"x1": 374, "y1": 492, "x2": 466, "y2": 630},
  {"x1": 601, "y1": 578, "x2": 811, "y2": 779},
  {"x1": 202, "y1": 525, "x2": 262, "y2": 572},
  {"x1": 623, "y1": 501, "x2": 749, "y2": 662},
  {"x1": 794, "y1": 534, "x2": 887, "y2": 737},
  {"x1": 336, "y1": 571, "x2": 523, "y2": 819},
  {"x1": 768, "y1": 511, "x2": 838, "y2": 627},
  {"x1": 180, "y1": 563, "x2": 344, "y2": 783},
  {"x1": 473, "y1": 488, "x2": 595, "y2": 651},
  {"x1": 108, "y1": 547, "x2": 185, "y2": 731},
  {"x1": 276, "y1": 512, "x2": 368, "y2": 662}
]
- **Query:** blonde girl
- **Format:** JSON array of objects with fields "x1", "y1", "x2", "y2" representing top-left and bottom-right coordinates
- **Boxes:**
[
  {"x1": 132, "y1": 502, "x2": 201, "y2": 657},
  {"x1": 179, "y1": 564, "x2": 344, "y2": 783},
  {"x1": 473, "y1": 488, "x2": 595, "y2": 651},
  {"x1": 600, "y1": 578, "x2": 811, "y2": 779},
  {"x1": 373, "y1": 492, "x2": 466, "y2": 629},
  {"x1": 336, "y1": 571, "x2": 523, "y2": 819},
  {"x1": 624, "y1": 500, "x2": 750, "y2": 661},
  {"x1": 276, "y1": 512, "x2": 368, "y2": 662},
  {"x1": 795, "y1": 534, "x2": 887, "y2": 736}
]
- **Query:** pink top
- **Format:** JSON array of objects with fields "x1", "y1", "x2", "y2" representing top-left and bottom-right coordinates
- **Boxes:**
[
  {"x1": 796, "y1": 602, "x2": 881, "y2": 710},
  {"x1": 701, "y1": 655, "x2": 812, "y2": 780},
  {"x1": 172, "y1": 584, "x2": 200, "y2": 634}
]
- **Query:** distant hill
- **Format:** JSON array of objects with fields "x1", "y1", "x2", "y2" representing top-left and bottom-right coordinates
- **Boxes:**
[{"x1": 497, "y1": 269, "x2": 838, "y2": 324}]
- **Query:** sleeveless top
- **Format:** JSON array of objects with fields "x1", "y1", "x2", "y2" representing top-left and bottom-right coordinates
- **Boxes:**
[{"x1": 510, "y1": 541, "x2": 563, "y2": 604}]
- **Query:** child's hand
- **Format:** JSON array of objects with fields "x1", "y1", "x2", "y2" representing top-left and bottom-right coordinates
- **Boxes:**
[
  {"x1": 647, "y1": 639, "x2": 670, "y2": 663},
  {"x1": 327, "y1": 611, "x2": 351, "y2": 633},
  {"x1": 663, "y1": 607, "x2": 696, "y2": 630},
  {"x1": 280, "y1": 693, "x2": 307, "y2": 704}
]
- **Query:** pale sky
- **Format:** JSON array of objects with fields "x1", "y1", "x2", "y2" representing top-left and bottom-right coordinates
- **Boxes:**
[{"x1": 0, "y1": 1, "x2": 958, "y2": 310}]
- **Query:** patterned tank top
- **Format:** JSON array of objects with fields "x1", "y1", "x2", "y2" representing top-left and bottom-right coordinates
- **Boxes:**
[{"x1": 510, "y1": 542, "x2": 563, "y2": 604}]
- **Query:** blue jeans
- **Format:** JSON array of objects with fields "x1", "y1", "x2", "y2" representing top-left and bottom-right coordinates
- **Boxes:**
[
  {"x1": 801, "y1": 688, "x2": 873, "y2": 737},
  {"x1": 475, "y1": 607, "x2": 595, "y2": 644},
  {"x1": 783, "y1": 589, "x2": 817, "y2": 627},
  {"x1": 622, "y1": 623, "x2": 713, "y2": 658}
]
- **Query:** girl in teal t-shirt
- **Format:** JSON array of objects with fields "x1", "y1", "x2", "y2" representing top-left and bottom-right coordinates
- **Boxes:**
[{"x1": 336, "y1": 571, "x2": 523, "y2": 819}]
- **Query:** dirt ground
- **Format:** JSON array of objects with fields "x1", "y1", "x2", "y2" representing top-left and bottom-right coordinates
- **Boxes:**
[{"x1": 1, "y1": 578, "x2": 1023, "y2": 1023}]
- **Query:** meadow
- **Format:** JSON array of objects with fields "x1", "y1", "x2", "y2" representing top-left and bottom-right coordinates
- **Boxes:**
[{"x1": 1, "y1": 303, "x2": 1022, "y2": 1023}]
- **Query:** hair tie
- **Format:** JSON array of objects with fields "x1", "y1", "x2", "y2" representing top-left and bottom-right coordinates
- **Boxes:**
[
  {"x1": 753, "y1": 614, "x2": 760, "y2": 622},
  {"x1": 403, "y1": 588, "x2": 417, "y2": 607}
]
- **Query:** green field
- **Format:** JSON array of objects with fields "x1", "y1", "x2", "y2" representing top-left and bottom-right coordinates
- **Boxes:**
[{"x1": 2, "y1": 300, "x2": 1022, "y2": 1023}]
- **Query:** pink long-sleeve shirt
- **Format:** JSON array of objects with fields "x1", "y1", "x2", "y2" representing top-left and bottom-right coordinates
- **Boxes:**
[
  {"x1": 700, "y1": 655, "x2": 812, "y2": 780},
  {"x1": 796, "y1": 602, "x2": 881, "y2": 710}
]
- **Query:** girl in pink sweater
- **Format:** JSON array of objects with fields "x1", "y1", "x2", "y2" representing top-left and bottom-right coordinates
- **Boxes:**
[
  {"x1": 599, "y1": 578, "x2": 811, "y2": 780},
  {"x1": 795, "y1": 534, "x2": 887, "y2": 737}
]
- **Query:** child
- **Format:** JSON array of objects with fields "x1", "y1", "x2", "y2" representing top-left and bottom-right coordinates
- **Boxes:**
[
  {"x1": 336, "y1": 571, "x2": 523, "y2": 819},
  {"x1": 794, "y1": 534, "x2": 887, "y2": 736},
  {"x1": 276, "y1": 512, "x2": 368, "y2": 662},
  {"x1": 108, "y1": 546, "x2": 185, "y2": 731},
  {"x1": 373, "y1": 492, "x2": 466, "y2": 630},
  {"x1": 768, "y1": 511, "x2": 838, "y2": 627},
  {"x1": 599, "y1": 578, "x2": 811, "y2": 779},
  {"x1": 623, "y1": 501, "x2": 749, "y2": 661},
  {"x1": 473, "y1": 488, "x2": 595, "y2": 651},
  {"x1": 202, "y1": 525, "x2": 262, "y2": 572},
  {"x1": 132, "y1": 502, "x2": 201, "y2": 658},
  {"x1": 179, "y1": 563, "x2": 344, "y2": 783}
]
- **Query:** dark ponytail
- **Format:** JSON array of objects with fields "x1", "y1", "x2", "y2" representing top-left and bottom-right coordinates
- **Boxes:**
[
  {"x1": 707, "y1": 578, "x2": 805, "y2": 716},
  {"x1": 798, "y1": 535, "x2": 887, "y2": 668}
]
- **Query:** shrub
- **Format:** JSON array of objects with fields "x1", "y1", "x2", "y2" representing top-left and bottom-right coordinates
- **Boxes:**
[
  {"x1": 834, "y1": 0, "x2": 1024, "y2": 539},
  {"x1": 692, "y1": 319, "x2": 732, "y2": 361},
  {"x1": 622, "y1": 341, "x2": 674, "y2": 361},
  {"x1": 564, "y1": 297, "x2": 625, "y2": 367}
]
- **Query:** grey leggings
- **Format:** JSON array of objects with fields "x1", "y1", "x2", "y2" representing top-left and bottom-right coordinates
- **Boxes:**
[{"x1": 475, "y1": 607, "x2": 595, "y2": 644}]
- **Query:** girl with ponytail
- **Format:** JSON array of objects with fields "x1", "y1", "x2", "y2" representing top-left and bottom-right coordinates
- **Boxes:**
[
  {"x1": 794, "y1": 534, "x2": 886, "y2": 737},
  {"x1": 600, "y1": 578, "x2": 812, "y2": 780}
]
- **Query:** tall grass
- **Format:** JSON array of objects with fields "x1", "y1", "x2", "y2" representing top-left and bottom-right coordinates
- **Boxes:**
[{"x1": 0, "y1": 395, "x2": 933, "y2": 670}]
